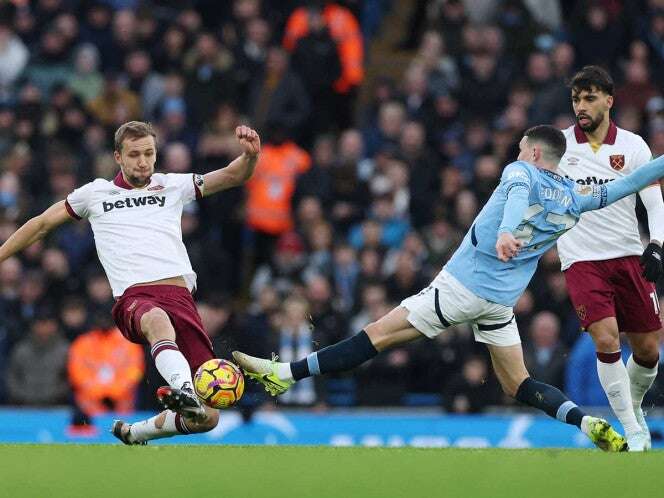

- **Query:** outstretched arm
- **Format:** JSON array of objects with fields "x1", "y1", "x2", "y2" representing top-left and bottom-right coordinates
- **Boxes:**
[
  {"x1": 202, "y1": 125, "x2": 260, "y2": 196},
  {"x1": 0, "y1": 200, "x2": 72, "y2": 263},
  {"x1": 580, "y1": 154, "x2": 664, "y2": 212}
]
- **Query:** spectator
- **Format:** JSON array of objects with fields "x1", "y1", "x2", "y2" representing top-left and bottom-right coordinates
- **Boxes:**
[
  {"x1": 614, "y1": 59, "x2": 660, "y2": 113},
  {"x1": 332, "y1": 243, "x2": 360, "y2": 314},
  {"x1": 294, "y1": 134, "x2": 335, "y2": 209},
  {"x1": 569, "y1": 1, "x2": 624, "y2": 72},
  {"x1": 234, "y1": 17, "x2": 271, "y2": 103},
  {"x1": 277, "y1": 296, "x2": 319, "y2": 405},
  {"x1": 87, "y1": 71, "x2": 141, "y2": 127},
  {"x1": 290, "y1": 6, "x2": 342, "y2": 137},
  {"x1": 248, "y1": 46, "x2": 311, "y2": 140},
  {"x1": 67, "y1": 314, "x2": 145, "y2": 416},
  {"x1": 245, "y1": 130, "x2": 311, "y2": 268},
  {"x1": 639, "y1": 7, "x2": 664, "y2": 87},
  {"x1": 59, "y1": 297, "x2": 89, "y2": 341},
  {"x1": 283, "y1": 0, "x2": 363, "y2": 128},
  {"x1": 24, "y1": 26, "x2": 73, "y2": 96},
  {"x1": 523, "y1": 311, "x2": 568, "y2": 389},
  {"x1": 0, "y1": 18, "x2": 29, "y2": 100},
  {"x1": 123, "y1": 49, "x2": 165, "y2": 121},
  {"x1": 6, "y1": 306, "x2": 69, "y2": 406},
  {"x1": 183, "y1": 32, "x2": 235, "y2": 127},
  {"x1": 444, "y1": 355, "x2": 498, "y2": 413},
  {"x1": 398, "y1": 120, "x2": 441, "y2": 228},
  {"x1": 384, "y1": 249, "x2": 428, "y2": 303}
]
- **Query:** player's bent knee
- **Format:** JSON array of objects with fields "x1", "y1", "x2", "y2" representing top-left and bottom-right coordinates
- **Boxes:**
[
  {"x1": 140, "y1": 307, "x2": 175, "y2": 342},
  {"x1": 364, "y1": 321, "x2": 386, "y2": 346},
  {"x1": 499, "y1": 373, "x2": 528, "y2": 399},
  {"x1": 591, "y1": 332, "x2": 620, "y2": 353}
]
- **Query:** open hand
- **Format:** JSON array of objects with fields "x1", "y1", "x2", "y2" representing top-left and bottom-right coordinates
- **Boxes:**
[
  {"x1": 236, "y1": 125, "x2": 260, "y2": 157},
  {"x1": 496, "y1": 232, "x2": 522, "y2": 262}
]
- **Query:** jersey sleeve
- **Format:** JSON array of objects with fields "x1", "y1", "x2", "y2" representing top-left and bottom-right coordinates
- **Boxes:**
[
  {"x1": 168, "y1": 173, "x2": 205, "y2": 203},
  {"x1": 500, "y1": 161, "x2": 532, "y2": 196},
  {"x1": 497, "y1": 162, "x2": 532, "y2": 233},
  {"x1": 65, "y1": 183, "x2": 93, "y2": 220},
  {"x1": 573, "y1": 183, "x2": 607, "y2": 213}
]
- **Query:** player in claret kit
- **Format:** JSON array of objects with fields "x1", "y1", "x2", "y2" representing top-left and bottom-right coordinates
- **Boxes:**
[
  {"x1": 235, "y1": 124, "x2": 664, "y2": 452},
  {"x1": 558, "y1": 66, "x2": 663, "y2": 451},
  {"x1": 0, "y1": 121, "x2": 261, "y2": 444}
]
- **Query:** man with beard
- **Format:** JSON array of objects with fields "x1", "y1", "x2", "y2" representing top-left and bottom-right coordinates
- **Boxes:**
[
  {"x1": 557, "y1": 66, "x2": 664, "y2": 451},
  {"x1": 0, "y1": 121, "x2": 261, "y2": 444}
]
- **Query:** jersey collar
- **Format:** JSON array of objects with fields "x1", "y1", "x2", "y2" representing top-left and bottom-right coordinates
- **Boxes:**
[
  {"x1": 573, "y1": 120, "x2": 617, "y2": 145},
  {"x1": 113, "y1": 171, "x2": 153, "y2": 190},
  {"x1": 113, "y1": 171, "x2": 135, "y2": 189}
]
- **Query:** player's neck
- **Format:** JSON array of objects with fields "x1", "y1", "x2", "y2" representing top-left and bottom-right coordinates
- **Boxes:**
[
  {"x1": 582, "y1": 116, "x2": 610, "y2": 145},
  {"x1": 538, "y1": 163, "x2": 558, "y2": 174}
]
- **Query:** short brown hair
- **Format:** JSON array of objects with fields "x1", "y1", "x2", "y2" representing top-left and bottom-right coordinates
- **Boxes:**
[
  {"x1": 524, "y1": 125, "x2": 566, "y2": 163},
  {"x1": 569, "y1": 65, "x2": 614, "y2": 96},
  {"x1": 114, "y1": 121, "x2": 156, "y2": 152}
]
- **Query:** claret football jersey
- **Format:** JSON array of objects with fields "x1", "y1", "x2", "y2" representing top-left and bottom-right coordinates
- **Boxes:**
[
  {"x1": 557, "y1": 122, "x2": 653, "y2": 270},
  {"x1": 66, "y1": 171, "x2": 204, "y2": 297}
]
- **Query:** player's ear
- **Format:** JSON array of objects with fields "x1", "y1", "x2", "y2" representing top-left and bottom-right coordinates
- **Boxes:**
[
  {"x1": 606, "y1": 95, "x2": 614, "y2": 110},
  {"x1": 113, "y1": 150, "x2": 122, "y2": 166}
]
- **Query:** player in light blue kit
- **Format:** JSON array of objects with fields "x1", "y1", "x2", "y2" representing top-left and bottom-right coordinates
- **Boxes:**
[{"x1": 234, "y1": 125, "x2": 664, "y2": 451}]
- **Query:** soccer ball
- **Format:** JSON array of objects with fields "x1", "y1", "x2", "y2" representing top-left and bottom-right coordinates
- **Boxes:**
[{"x1": 193, "y1": 358, "x2": 245, "y2": 409}]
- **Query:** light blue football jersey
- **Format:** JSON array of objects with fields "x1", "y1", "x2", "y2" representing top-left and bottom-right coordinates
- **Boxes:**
[{"x1": 445, "y1": 160, "x2": 600, "y2": 306}]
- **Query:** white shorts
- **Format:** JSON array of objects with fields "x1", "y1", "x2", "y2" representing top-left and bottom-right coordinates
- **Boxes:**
[{"x1": 400, "y1": 270, "x2": 521, "y2": 347}]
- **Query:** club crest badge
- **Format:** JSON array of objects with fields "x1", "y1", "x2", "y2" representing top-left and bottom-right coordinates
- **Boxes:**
[
  {"x1": 576, "y1": 304, "x2": 587, "y2": 321},
  {"x1": 609, "y1": 154, "x2": 625, "y2": 171}
]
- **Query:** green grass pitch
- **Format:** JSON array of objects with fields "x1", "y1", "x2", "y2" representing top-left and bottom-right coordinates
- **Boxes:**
[{"x1": 1, "y1": 445, "x2": 663, "y2": 498}]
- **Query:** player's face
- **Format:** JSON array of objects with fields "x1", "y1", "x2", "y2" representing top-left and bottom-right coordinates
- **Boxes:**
[
  {"x1": 517, "y1": 136, "x2": 534, "y2": 163},
  {"x1": 114, "y1": 135, "x2": 157, "y2": 188},
  {"x1": 571, "y1": 87, "x2": 613, "y2": 133}
]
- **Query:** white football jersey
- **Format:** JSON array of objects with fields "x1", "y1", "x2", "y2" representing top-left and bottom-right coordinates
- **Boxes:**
[
  {"x1": 66, "y1": 171, "x2": 204, "y2": 297},
  {"x1": 557, "y1": 122, "x2": 653, "y2": 270}
]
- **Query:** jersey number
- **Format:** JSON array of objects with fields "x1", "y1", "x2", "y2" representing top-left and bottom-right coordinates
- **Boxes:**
[
  {"x1": 650, "y1": 291, "x2": 660, "y2": 315},
  {"x1": 514, "y1": 203, "x2": 576, "y2": 247}
]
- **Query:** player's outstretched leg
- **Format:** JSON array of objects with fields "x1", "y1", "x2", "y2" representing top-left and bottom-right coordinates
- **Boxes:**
[
  {"x1": 233, "y1": 330, "x2": 378, "y2": 396},
  {"x1": 234, "y1": 307, "x2": 422, "y2": 396},
  {"x1": 488, "y1": 344, "x2": 627, "y2": 452},
  {"x1": 110, "y1": 406, "x2": 219, "y2": 445}
]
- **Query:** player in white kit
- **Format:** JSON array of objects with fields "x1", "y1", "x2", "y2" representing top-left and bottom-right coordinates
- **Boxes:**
[
  {"x1": 0, "y1": 121, "x2": 261, "y2": 444},
  {"x1": 558, "y1": 66, "x2": 664, "y2": 451}
]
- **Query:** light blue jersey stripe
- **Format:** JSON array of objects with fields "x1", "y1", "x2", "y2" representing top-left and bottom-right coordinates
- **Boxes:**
[
  {"x1": 556, "y1": 400, "x2": 577, "y2": 422},
  {"x1": 307, "y1": 353, "x2": 321, "y2": 376}
]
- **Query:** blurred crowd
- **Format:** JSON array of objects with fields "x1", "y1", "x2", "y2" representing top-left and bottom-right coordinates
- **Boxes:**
[{"x1": 1, "y1": 0, "x2": 664, "y2": 417}]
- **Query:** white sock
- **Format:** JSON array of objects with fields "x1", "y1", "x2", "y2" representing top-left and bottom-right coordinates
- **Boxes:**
[
  {"x1": 276, "y1": 362, "x2": 294, "y2": 382},
  {"x1": 151, "y1": 340, "x2": 193, "y2": 389},
  {"x1": 129, "y1": 411, "x2": 190, "y2": 443},
  {"x1": 626, "y1": 355, "x2": 659, "y2": 410},
  {"x1": 597, "y1": 355, "x2": 641, "y2": 435}
]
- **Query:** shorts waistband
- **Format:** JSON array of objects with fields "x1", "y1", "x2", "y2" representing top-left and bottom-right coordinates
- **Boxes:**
[{"x1": 118, "y1": 284, "x2": 192, "y2": 299}]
